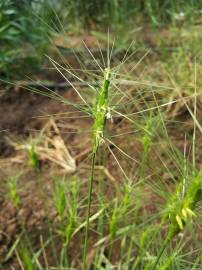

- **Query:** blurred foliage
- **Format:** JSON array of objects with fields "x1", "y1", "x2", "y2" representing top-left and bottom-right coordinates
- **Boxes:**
[
  {"x1": 0, "y1": 0, "x2": 50, "y2": 79},
  {"x1": 1, "y1": 0, "x2": 202, "y2": 79},
  {"x1": 55, "y1": 0, "x2": 202, "y2": 27}
]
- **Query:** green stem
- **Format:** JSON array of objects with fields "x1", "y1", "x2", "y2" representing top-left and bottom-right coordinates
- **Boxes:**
[
  {"x1": 151, "y1": 236, "x2": 171, "y2": 270},
  {"x1": 83, "y1": 150, "x2": 97, "y2": 270}
]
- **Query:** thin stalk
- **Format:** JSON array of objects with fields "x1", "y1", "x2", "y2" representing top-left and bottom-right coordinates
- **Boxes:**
[
  {"x1": 83, "y1": 68, "x2": 111, "y2": 269},
  {"x1": 151, "y1": 236, "x2": 171, "y2": 270},
  {"x1": 192, "y1": 57, "x2": 197, "y2": 174},
  {"x1": 83, "y1": 150, "x2": 97, "y2": 270},
  {"x1": 60, "y1": 243, "x2": 68, "y2": 267}
]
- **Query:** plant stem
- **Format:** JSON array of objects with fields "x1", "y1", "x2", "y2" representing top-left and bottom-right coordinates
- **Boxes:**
[
  {"x1": 83, "y1": 68, "x2": 110, "y2": 269},
  {"x1": 151, "y1": 236, "x2": 171, "y2": 270},
  {"x1": 83, "y1": 150, "x2": 97, "y2": 270}
]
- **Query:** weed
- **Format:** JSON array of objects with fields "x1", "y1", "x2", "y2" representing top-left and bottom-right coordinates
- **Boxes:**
[
  {"x1": 83, "y1": 67, "x2": 111, "y2": 269},
  {"x1": 18, "y1": 246, "x2": 35, "y2": 270},
  {"x1": 152, "y1": 169, "x2": 202, "y2": 269},
  {"x1": 54, "y1": 179, "x2": 67, "y2": 220},
  {"x1": 7, "y1": 175, "x2": 21, "y2": 207},
  {"x1": 27, "y1": 143, "x2": 40, "y2": 171}
]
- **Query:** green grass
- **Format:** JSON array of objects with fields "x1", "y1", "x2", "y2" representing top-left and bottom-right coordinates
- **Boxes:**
[
  {"x1": 3, "y1": 41, "x2": 202, "y2": 270},
  {"x1": 39, "y1": 0, "x2": 202, "y2": 28},
  {"x1": 7, "y1": 174, "x2": 21, "y2": 207},
  {"x1": 2, "y1": 1, "x2": 202, "y2": 269},
  {"x1": 2, "y1": 0, "x2": 202, "y2": 79},
  {"x1": 0, "y1": 0, "x2": 51, "y2": 79}
]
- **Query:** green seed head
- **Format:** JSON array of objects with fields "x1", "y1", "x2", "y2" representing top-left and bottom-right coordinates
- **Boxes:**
[
  {"x1": 166, "y1": 169, "x2": 202, "y2": 240},
  {"x1": 93, "y1": 68, "x2": 111, "y2": 152}
]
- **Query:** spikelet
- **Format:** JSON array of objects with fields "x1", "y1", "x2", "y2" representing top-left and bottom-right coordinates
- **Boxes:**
[
  {"x1": 167, "y1": 169, "x2": 202, "y2": 240},
  {"x1": 93, "y1": 68, "x2": 111, "y2": 152}
]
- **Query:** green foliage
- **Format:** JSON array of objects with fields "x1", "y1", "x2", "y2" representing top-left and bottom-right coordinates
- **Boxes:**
[
  {"x1": 7, "y1": 175, "x2": 21, "y2": 207},
  {"x1": 54, "y1": 177, "x2": 81, "y2": 246},
  {"x1": 0, "y1": 0, "x2": 50, "y2": 79},
  {"x1": 109, "y1": 200, "x2": 119, "y2": 240},
  {"x1": 55, "y1": 179, "x2": 67, "y2": 219},
  {"x1": 44, "y1": 0, "x2": 202, "y2": 28},
  {"x1": 1, "y1": 0, "x2": 201, "y2": 78},
  {"x1": 3, "y1": 5, "x2": 202, "y2": 267},
  {"x1": 19, "y1": 246, "x2": 36, "y2": 270},
  {"x1": 27, "y1": 143, "x2": 40, "y2": 171}
]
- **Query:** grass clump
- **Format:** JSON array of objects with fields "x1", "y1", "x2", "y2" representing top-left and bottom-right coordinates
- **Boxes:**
[
  {"x1": 7, "y1": 175, "x2": 21, "y2": 207},
  {"x1": 27, "y1": 143, "x2": 40, "y2": 171}
]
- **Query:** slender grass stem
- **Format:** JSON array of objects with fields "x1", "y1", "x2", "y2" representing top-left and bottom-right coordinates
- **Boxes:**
[
  {"x1": 83, "y1": 150, "x2": 97, "y2": 270},
  {"x1": 151, "y1": 236, "x2": 171, "y2": 270},
  {"x1": 83, "y1": 68, "x2": 111, "y2": 269}
]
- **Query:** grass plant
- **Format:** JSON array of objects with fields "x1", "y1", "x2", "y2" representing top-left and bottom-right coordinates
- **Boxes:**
[
  {"x1": 17, "y1": 40, "x2": 201, "y2": 269},
  {"x1": 7, "y1": 175, "x2": 21, "y2": 207},
  {"x1": 2, "y1": 4, "x2": 202, "y2": 268},
  {"x1": 152, "y1": 169, "x2": 202, "y2": 270},
  {"x1": 83, "y1": 67, "x2": 111, "y2": 270}
]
